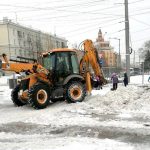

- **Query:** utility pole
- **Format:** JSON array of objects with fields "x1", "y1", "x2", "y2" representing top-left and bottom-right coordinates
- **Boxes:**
[{"x1": 125, "y1": 0, "x2": 130, "y2": 82}]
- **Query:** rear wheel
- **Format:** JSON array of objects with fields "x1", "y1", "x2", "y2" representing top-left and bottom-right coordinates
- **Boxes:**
[
  {"x1": 65, "y1": 81, "x2": 86, "y2": 103},
  {"x1": 11, "y1": 84, "x2": 26, "y2": 106},
  {"x1": 28, "y1": 83, "x2": 50, "y2": 109}
]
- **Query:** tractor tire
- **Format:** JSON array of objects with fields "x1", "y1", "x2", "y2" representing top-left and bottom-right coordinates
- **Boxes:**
[
  {"x1": 11, "y1": 84, "x2": 26, "y2": 106},
  {"x1": 28, "y1": 83, "x2": 50, "y2": 109},
  {"x1": 65, "y1": 81, "x2": 86, "y2": 103}
]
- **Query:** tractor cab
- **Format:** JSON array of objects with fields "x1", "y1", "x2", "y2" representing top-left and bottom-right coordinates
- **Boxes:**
[
  {"x1": 43, "y1": 49, "x2": 80, "y2": 85},
  {"x1": 42, "y1": 49, "x2": 85, "y2": 102}
]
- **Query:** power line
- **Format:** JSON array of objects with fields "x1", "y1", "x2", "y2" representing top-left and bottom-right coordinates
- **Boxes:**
[
  {"x1": 129, "y1": 0, "x2": 145, "y2": 4},
  {"x1": 62, "y1": 25, "x2": 124, "y2": 38},
  {"x1": 0, "y1": 0, "x2": 108, "y2": 12},
  {"x1": 58, "y1": 17, "x2": 124, "y2": 36},
  {"x1": 130, "y1": 17, "x2": 150, "y2": 27},
  {"x1": 130, "y1": 10, "x2": 150, "y2": 16},
  {"x1": 0, "y1": 0, "x2": 124, "y2": 27},
  {"x1": 54, "y1": 17, "x2": 124, "y2": 28},
  {"x1": 0, "y1": 0, "x2": 123, "y2": 22},
  {"x1": 19, "y1": 12, "x2": 123, "y2": 22},
  {"x1": 0, "y1": 2, "x2": 123, "y2": 18},
  {"x1": 131, "y1": 27, "x2": 150, "y2": 33},
  {"x1": 130, "y1": 6, "x2": 150, "y2": 13},
  {"x1": 132, "y1": 36, "x2": 150, "y2": 42}
]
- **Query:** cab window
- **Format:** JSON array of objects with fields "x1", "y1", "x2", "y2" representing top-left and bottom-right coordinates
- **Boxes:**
[{"x1": 43, "y1": 53, "x2": 55, "y2": 71}]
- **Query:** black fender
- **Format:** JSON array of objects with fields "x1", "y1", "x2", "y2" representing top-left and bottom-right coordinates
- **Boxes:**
[
  {"x1": 37, "y1": 78, "x2": 51, "y2": 89},
  {"x1": 63, "y1": 74, "x2": 85, "y2": 85}
]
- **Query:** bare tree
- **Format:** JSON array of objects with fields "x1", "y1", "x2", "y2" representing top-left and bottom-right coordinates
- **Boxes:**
[{"x1": 139, "y1": 40, "x2": 150, "y2": 71}]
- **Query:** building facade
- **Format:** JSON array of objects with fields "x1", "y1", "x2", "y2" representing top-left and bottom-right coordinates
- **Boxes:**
[
  {"x1": 95, "y1": 29, "x2": 120, "y2": 76},
  {"x1": 95, "y1": 29, "x2": 117, "y2": 67},
  {"x1": 0, "y1": 18, "x2": 67, "y2": 62}
]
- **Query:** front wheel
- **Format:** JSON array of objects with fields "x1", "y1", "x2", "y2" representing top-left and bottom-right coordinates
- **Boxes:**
[
  {"x1": 11, "y1": 84, "x2": 26, "y2": 106},
  {"x1": 65, "y1": 81, "x2": 86, "y2": 103},
  {"x1": 28, "y1": 83, "x2": 50, "y2": 109}
]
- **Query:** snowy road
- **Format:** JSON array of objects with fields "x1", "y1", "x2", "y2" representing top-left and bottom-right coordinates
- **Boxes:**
[{"x1": 0, "y1": 75, "x2": 150, "y2": 150}]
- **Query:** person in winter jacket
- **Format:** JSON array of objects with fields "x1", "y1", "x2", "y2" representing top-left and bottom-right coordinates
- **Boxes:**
[
  {"x1": 123, "y1": 73, "x2": 128, "y2": 87},
  {"x1": 111, "y1": 73, "x2": 119, "y2": 90}
]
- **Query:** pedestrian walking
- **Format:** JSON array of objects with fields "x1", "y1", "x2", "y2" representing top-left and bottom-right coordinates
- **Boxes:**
[
  {"x1": 123, "y1": 73, "x2": 128, "y2": 87},
  {"x1": 111, "y1": 73, "x2": 119, "y2": 90}
]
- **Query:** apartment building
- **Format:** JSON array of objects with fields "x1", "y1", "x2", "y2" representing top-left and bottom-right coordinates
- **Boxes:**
[{"x1": 0, "y1": 17, "x2": 67, "y2": 62}]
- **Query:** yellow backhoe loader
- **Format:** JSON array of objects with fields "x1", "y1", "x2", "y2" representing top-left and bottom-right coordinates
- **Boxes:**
[{"x1": 1, "y1": 39, "x2": 106, "y2": 109}]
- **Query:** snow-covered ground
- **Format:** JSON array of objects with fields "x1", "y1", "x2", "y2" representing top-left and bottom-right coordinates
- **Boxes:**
[{"x1": 0, "y1": 75, "x2": 150, "y2": 150}]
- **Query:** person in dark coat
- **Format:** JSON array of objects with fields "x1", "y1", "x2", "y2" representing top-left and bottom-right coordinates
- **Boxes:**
[
  {"x1": 111, "y1": 73, "x2": 119, "y2": 90},
  {"x1": 123, "y1": 73, "x2": 128, "y2": 87}
]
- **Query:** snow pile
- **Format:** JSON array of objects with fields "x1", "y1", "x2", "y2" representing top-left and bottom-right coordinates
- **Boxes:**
[{"x1": 87, "y1": 84, "x2": 150, "y2": 114}]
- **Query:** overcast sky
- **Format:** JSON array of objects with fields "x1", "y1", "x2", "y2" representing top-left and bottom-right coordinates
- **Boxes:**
[{"x1": 0, "y1": 0, "x2": 150, "y2": 62}]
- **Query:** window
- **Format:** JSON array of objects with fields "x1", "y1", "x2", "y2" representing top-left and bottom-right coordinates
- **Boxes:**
[
  {"x1": 17, "y1": 31, "x2": 22, "y2": 38},
  {"x1": 71, "y1": 53, "x2": 79, "y2": 74},
  {"x1": 43, "y1": 53, "x2": 55, "y2": 71},
  {"x1": 61, "y1": 42, "x2": 65, "y2": 48},
  {"x1": 56, "y1": 52, "x2": 70, "y2": 71},
  {"x1": 56, "y1": 41, "x2": 59, "y2": 48}
]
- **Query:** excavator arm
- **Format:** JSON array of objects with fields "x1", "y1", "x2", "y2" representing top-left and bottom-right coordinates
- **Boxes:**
[
  {"x1": 1, "y1": 53, "x2": 51, "y2": 93},
  {"x1": 80, "y1": 39, "x2": 106, "y2": 93},
  {"x1": 1, "y1": 53, "x2": 48, "y2": 75},
  {"x1": 2, "y1": 62, "x2": 34, "y2": 73}
]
